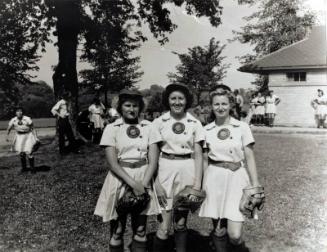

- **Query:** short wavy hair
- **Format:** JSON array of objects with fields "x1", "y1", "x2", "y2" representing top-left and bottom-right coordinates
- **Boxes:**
[
  {"x1": 208, "y1": 90, "x2": 236, "y2": 122},
  {"x1": 116, "y1": 96, "x2": 145, "y2": 115}
]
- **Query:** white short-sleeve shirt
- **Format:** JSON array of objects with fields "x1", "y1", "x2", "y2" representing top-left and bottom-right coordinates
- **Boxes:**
[
  {"x1": 51, "y1": 99, "x2": 69, "y2": 118},
  {"x1": 149, "y1": 112, "x2": 205, "y2": 155},
  {"x1": 9, "y1": 116, "x2": 33, "y2": 133},
  {"x1": 204, "y1": 117, "x2": 254, "y2": 163},
  {"x1": 100, "y1": 118, "x2": 151, "y2": 162},
  {"x1": 88, "y1": 103, "x2": 105, "y2": 114}
]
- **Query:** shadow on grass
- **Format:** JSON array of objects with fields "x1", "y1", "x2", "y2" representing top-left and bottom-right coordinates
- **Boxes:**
[
  {"x1": 34, "y1": 165, "x2": 51, "y2": 172},
  {"x1": 146, "y1": 230, "x2": 215, "y2": 252}
]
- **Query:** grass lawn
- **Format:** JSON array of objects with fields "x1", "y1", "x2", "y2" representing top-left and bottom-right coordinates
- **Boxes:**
[{"x1": 0, "y1": 133, "x2": 326, "y2": 252}]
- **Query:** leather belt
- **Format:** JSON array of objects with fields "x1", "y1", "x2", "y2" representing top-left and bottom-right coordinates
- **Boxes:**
[
  {"x1": 208, "y1": 159, "x2": 241, "y2": 171},
  {"x1": 161, "y1": 152, "x2": 192, "y2": 160},
  {"x1": 119, "y1": 159, "x2": 147, "y2": 168},
  {"x1": 17, "y1": 131, "x2": 29, "y2": 135}
]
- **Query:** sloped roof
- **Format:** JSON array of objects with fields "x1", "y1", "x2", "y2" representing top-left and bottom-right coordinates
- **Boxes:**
[{"x1": 239, "y1": 26, "x2": 327, "y2": 73}]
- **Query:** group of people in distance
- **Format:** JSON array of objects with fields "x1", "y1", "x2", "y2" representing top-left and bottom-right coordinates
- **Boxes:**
[
  {"x1": 311, "y1": 88, "x2": 327, "y2": 128},
  {"x1": 246, "y1": 90, "x2": 281, "y2": 127},
  {"x1": 94, "y1": 83, "x2": 264, "y2": 252}
]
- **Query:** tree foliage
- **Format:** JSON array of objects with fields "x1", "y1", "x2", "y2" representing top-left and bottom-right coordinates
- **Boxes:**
[
  {"x1": 234, "y1": 0, "x2": 316, "y2": 90},
  {"x1": 168, "y1": 38, "x2": 229, "y2": 103}
]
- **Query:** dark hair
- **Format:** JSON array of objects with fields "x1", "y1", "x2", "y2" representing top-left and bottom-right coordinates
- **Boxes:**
[
  {"x1": 116, "y1": 96, "x2": 145, "y2": 115},
  {"x1": 210, "y1": 84, "x2": 232, "y2": 93},
  {"x1": 15, "y1": 106, "x2": 24, "y2": 113},
  {"x1": 162, "y1": 85, "x2": 193, "y2": 111},
  {"x1": 318, "y1": 89, "x2": 324, "y2": 95}
]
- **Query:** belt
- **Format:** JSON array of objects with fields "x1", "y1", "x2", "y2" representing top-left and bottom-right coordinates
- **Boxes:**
[
  {"x1": 119, "y1": 159, "x2": 148, "y2": 168},
  {"x1": 161, "y1": 152, "x2": 192, "y2": 160},
  {"x1": 208, "y1": 159, "x2": 241, "y2": 171},
  {"x1": 17, "y1": 131, "x2": 29, "y2": 135}
]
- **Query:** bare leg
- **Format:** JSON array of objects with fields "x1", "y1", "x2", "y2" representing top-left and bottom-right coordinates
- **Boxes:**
[{"x1": 227, "y1": 220, "x2": 248, "y2": 252}]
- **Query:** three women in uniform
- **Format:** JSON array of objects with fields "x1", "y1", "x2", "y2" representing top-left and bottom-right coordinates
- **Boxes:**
[
  {"x1": 95, "y1": 84, "x2": 264, "y2": 252},
  {"x1": 311, "y1": 89, "x2": 327, "y2": 128}
]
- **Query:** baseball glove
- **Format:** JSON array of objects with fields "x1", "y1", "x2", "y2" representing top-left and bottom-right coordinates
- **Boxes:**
[
  {"x1": 239, "y1": 185, "x2": 265, "y2": 218},
  {"x1": 116, "y1": 187, "x2": 150, "y2": 216},
  {"x1": 31, "y1": 139, "x2": 41, "y2": 153},
  {"x1": 173, "y1": 186, "x2": 206, "y2": 213}
]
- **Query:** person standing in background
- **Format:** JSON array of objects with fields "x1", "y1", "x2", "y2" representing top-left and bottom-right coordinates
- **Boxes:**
[
  {"x1": 6, "y1": 107, "x2": 38, "y2": 173},
  {"x1": 311, "y1": 89, "x2": 327, "y2": 128},
  {"x1": 88, "y1": 98, "x2": 105, "y2": 144},
  {"x1": 234, "y1": 89, "x2": 244, "y2": 120},
  {"x1": 255, "y1": 92, "x2": 265, "y2": 126},
  {"x1": 264, "y1": 90, "x2": 280, "y2": 127},
  {"x1": 51, "y1": 91, "x2": 78, "y2": 155}
]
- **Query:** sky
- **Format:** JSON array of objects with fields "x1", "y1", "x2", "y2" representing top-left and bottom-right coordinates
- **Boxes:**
[{"x1": 32, "y1": 0, "x2": 326, "y2": 91}]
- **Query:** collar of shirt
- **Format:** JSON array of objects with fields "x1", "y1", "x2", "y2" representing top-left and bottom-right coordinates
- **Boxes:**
[
  {"x1": 205, "y1": 117, "x2": 241, "y2": 131},
  {"x1": 161, "y1": 111, "x2": 198, "y2": 123}
]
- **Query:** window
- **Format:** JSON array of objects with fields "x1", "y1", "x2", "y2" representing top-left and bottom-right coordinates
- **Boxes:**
[{"x1": 286, "y1": 72, "x2": 306, "y2": 82}]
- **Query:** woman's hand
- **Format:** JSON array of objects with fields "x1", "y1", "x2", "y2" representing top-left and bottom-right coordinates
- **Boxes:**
[
  {"x1": 132, "y1": 181, "x2": 146, "y2": 195},
  {"x1": 155, "y1": 182, "x2": 167, "y2": 208}
]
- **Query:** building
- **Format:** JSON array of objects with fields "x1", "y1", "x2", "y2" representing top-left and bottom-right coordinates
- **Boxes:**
[{"x1": 239, "y1": 26, "x2": 327, "y2": 127}]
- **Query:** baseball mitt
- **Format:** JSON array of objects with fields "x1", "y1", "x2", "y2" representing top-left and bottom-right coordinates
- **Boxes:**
[
  {"x1": 116, "y1": 187, "x2": 150, "y2": 216},
  {"x1": 239, "y1": 185, "x2": 265, "y2": 218},
  {"x1": 173, "y1": 186, "x2": 206, "y2": 213},
  {"x1": 31, "y1": 139, "x2": 41, "y2": 153}
]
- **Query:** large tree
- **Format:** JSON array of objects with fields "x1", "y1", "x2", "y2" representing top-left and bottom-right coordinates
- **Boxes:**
[
  {"x1": 234, "y1": 0, "x2": 316, "y2": 90},
  {"x1": 0, "y1": 0, "x2": 51, "y2": 118},
  {"x1": 168, "y1": 38, "x2": 230, "y2": 104}
]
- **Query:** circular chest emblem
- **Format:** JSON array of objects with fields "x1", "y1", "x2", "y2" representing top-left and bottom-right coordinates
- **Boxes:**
[
  {"x1": 217, "y1": 128, "x2": 230, "y2": 140},
  {"x1": 126, "y1": 126, "x2": 140, "y2": 139},
  {"x1": 18, "y1": 121, "x2": 23, "y2": 125},
  {"x1": 172, "y1": 122, "x2": 185, "y2": 134}
]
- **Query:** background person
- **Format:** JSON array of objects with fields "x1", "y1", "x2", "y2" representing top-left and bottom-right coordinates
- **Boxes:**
[
  {"x1": 6, "y1": 107, "x2": 38, "y2": 173},
  {"x1": 51, "y1": 92, "x2": 78, "y2": 155},
  {"x1": 265, "y1": 90, "x2": 280, "y2": 127},
  {"x1": 199, "y1": 90, "x2": 264, "y2": 252},
  {"x1": 254, "y1": 92, "x2": 265, "y2": 126},
  {"x1": 234, "y1": 89, "x2": 244, "y2": 120},
  {"x1": 94, "y1": 89, "x2": 159, "y2": 252},
  {"x1": 88, "y1": 98, "x2": 105, "y2": 143},
  {"x1": 149, "y1": 83, "x2": 205, "y2": 252},
  {"x1": 311, "y1": 89, "x2": 327, "y2": 128}
]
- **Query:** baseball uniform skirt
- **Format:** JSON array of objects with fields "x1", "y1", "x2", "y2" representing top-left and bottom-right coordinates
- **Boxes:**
[
  {"x1": 255, "y1": 105, "x2": 265, "y2": 115},
  {"x1": 157, "y1": 157, "x2": 195, "y2": 211},
  {"x1": 12, "y1": 132, "x2": 37, "y2": 154},
  {"x1": 94, "y1": 164, "x2": 160, "y2": 222},
  {"x1": 316, "y1": 104, "x2": 327, "y2": 116},
  {"x1": 199, "y1": 165, "x2": 250, "y2": 222}
]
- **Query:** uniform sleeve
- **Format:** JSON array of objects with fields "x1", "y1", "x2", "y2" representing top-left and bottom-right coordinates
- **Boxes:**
[
  {"x1": 88, "y1": 105, "x2": 93, "y2": 112},
  {"x1": 99, "y1": 124, "x2": 116, "y2": 147},
  {"x1": 241, "y1": 123, "x2": 255, "y2": 147},
  {"x1": 149, "y1": 119, "x2": 163, "y2": 145},
  {"x1": 194, "y1": 120, "x2": 205, "y2": 143},
  {"x1": 8, "y1": 118, "x2": 15, "y2": 128},
  {"x1": 25, "y1": 117, "x2": 33, "y2": 125},
  {"x1": 51, "y1": 100, "x2": 61, "y2": 116}
]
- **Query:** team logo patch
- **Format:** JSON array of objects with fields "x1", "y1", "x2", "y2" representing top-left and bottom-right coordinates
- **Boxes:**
[
  {"x1": 172, "y1": 122, "x2": 185, "y2": 134},
  {"x1": 18, "y1": 121, "x2": 23, "y2": 125},
  {"x1": 126, "y1": 126, "x2": 140, "y2": 138},
  {"x1": 217, "y1": 128, "x2": 230, "y2": 140}
]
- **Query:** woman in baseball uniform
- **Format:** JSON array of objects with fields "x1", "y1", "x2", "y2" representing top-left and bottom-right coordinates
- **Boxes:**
[
  {"x1": 94, "y1": 89, "x2": 160, "y2": 252},
  {"x1": 199, "y1": 90, "x2": 263, "y2": 252},
  {"x1": 88, "y1": 98, "x2": 105, "y2": 143},
  {"x1": 311, "y1": 89, "x2": 327, "y2": 128},
  {"x1": 6, "y1": 107, "x2": 38, "y2": 173},
  {"x1": 255, "y1": 92, "x2": 265, "y2": 126},
  {"x1": 148, "y1": 83, "x2": 205, "y2": 252},
  {"x1": 265, "y1": 90, "x2": 280, "y2": 127}
]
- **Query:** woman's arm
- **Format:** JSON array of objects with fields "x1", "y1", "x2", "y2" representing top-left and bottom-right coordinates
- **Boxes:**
[
  {"x1": 104, "y1": 146, "x2": 145, "y2": 193},
  {"x1": 244, "y1": 144, "x2": 260, "y2": 186},
  {"x1": 193, "y1": 142, "x2": 203, "y2": 190},
  {"x1": 6, "y1": 124, "x2": 13, "y2": 142},
  {"x1": 142, "y1": 143, "x2": 159, "y2": 188}
]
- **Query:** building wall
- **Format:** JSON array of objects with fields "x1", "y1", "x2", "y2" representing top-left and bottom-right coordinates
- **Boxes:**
[{"x1": 268, "y1": 69, "x2": 327, "y2": 127}]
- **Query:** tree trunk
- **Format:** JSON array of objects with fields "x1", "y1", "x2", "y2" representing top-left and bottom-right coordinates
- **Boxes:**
[{"x1": 52, "y1": 0, "x2": 80, "y2": 120}]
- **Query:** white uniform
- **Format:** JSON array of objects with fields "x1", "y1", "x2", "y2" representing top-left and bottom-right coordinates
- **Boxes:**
[
  {"x1": 51, "y1": 99, "x2": 69, "y2": 118},
  {"x1": 255, "y1": 97, "x2": 265, "y2": 115},
  {"x1": 199, "y1": 117, "x2": 254, "y2": 222},
  {"x1": 94, "y1": 118, "x2": 160, "y2": 222},
  {"x1": 9, "y1": 116, "x2": 37, "y2": 154},
  {"x1": 265, "y1": 95, "x2": 279, "y2": 114},
  {"x1": 149, "y1": 112, "x2": 205, "y2": 210},
  {"x1": 88, "y1": 103, "x2": 105, "y2": 129},
  {"x1": 312, "y1": 96, "x2": 327, "y2": 116}
]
